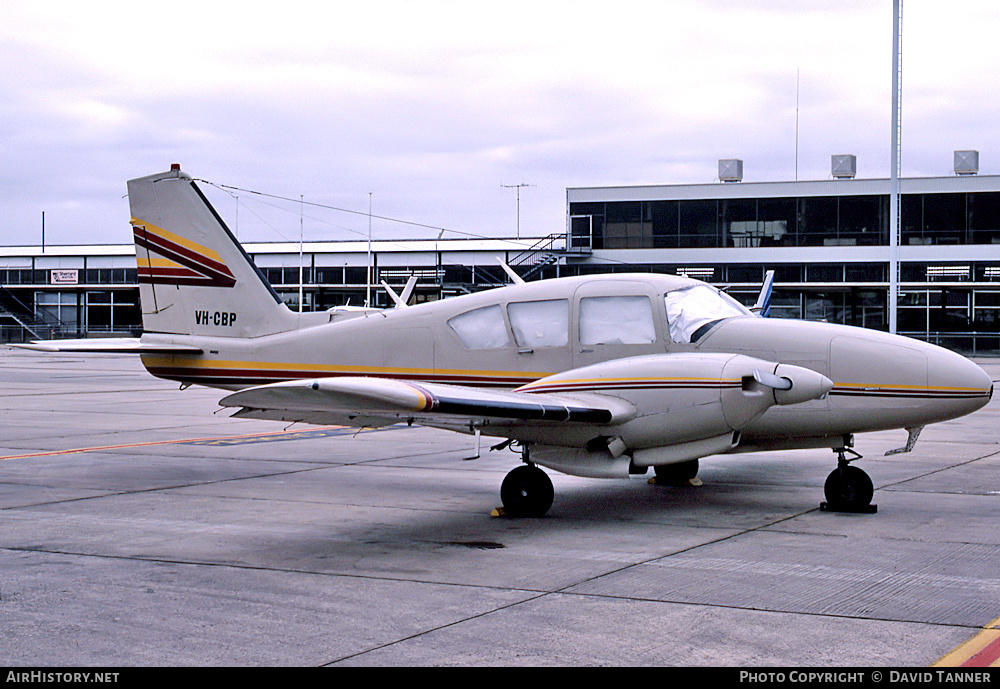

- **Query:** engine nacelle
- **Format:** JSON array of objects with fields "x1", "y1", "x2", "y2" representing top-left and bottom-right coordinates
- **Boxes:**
[{"x1": 520, "y1": 353, "x2": 832, "y2": 477}]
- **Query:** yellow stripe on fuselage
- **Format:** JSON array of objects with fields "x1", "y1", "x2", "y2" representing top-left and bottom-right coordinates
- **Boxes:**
[{"x1": 139, "y1": 356, "x2": 552, "y2": 382}]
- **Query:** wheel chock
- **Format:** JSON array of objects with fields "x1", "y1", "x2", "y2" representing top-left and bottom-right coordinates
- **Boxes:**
[
  {"x1": 647, "y1": 477, "x2": 703, "y2": 487},
  {"x1": 820, "y1": 501, "x2": 877, "y2": 514}
]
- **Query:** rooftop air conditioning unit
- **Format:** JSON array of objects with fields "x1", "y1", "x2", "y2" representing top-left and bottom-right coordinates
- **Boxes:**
[
  {"x1": 954, "y1": 150, "x2": 979, "y2": 175},
  {"x1": 831, "y1": 155, "x2": 857, "y2": 179},
  {"x1": 719, "y1": 159, "x2": 743, "y2": 182}
]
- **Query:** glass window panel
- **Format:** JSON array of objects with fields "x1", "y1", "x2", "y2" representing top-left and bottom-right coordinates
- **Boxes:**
[
  {"x1": 678, "y1": 200, "x2": 718, "y2": 248},
  {"x1": 447, "y1": 305, "x2": 510, "y2": 350},
  {"x1": 579, "y1": 296, "x2": 656, "y2": 345},
  {"x1": 726, "y1": 265, "x2": 763, "y2": 283},
  {"x1": 807, "y1": 264, "x2": 842, "y2": 282},
  {"x1": 650, "y1": 201, "x2": 679, "y2": 248},
  {"x1": 845, "y1": 263, "x2": 885, "y2": 282},
  {"x1": 923, "y1": 193, "x2": 965, "y2": 243},
  {"x1": 799, "y1": 197, "x2": 837, "y2": 245},
  {"x1": 757, "y1": 198, "x2": 797, "y2": 246},
  {"x1": 969, "y1": 192, "x2": 1000, "y2": 244},
  {"x1": 507, "y1": 299, "x2": 568, "y2": 348},
  {"x1": 838, "y1": 195, "x2": 884, "y2": 245}
]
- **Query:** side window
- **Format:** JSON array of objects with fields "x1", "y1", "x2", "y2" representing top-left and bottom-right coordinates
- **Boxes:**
[
  {"x1": 579, "y1": 295, "x2": 656, "y2": 345},
  {"x1": 447, "y1": 305, "x2": 511, "y2": 349},
  {"x1": 507, "y1": 299, "x2": 569, "y2": 348}
]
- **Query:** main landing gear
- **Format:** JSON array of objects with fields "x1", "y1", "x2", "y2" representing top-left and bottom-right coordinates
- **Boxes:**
[
  {"x1": 499, "y1": 463, "x2": 554, "y2": 518},
  {"x1": 651, "y1": 459, "x2": 701, "y2": 487},
  {"x1": 495, "y1": 442, "x2": 554, "y2": 518},
  {"x1": 821, "y1": 447, "x2": 876, "y2": 513}
]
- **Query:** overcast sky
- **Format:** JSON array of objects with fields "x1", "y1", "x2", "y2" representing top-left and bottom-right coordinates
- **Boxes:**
[{"x1": 2, "y1": 1, "x2": 999, "y2": 248}]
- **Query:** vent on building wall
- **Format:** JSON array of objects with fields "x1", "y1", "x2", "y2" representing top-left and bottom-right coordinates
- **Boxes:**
[
  {"x1": 718, "y1": 159, "x2": 743, "y2": 182},
  {"x1": 954, "y1": 150, "x2": 979, "y2": 175},
  {"x1": 831, "y1": 155, "x2": 857, "y2": 179}
]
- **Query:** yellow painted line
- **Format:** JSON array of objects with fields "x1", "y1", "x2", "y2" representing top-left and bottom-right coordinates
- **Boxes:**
[
  {"x1": 934, "y1": 616, "x2": 1000, "y2": 667},
  {"x1": 0, "y1": 426, "x2": 348, "y2": 462}
]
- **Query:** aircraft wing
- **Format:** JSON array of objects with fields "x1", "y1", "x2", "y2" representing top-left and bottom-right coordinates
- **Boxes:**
[
  {"x1": 9, "y1": 337, "x2": 202, "y2": 354},
  {"x1": 220, "y1": 376, "x2": 637, "y2": 429}
]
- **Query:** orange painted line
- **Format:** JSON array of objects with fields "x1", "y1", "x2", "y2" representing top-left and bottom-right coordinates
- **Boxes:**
[
  {"x1": 0, "y1": 426, "x2": 348, "y2": 462},
  {"x1": 935, "y1": 617, "x2": 1000, "y2": 667}
]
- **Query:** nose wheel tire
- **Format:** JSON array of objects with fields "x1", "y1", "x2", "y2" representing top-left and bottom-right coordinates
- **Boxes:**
[
  {"x1": 822, "y1": 464, "x2": 875, "y2": 513},
  {"x1": 501, "y1": 464, "x2": 554, "y2": 518}
]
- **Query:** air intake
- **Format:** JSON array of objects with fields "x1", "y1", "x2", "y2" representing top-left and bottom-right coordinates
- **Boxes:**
[
  {"x1": 831, "y1": 155, "x2": 857, "y2": 179},
  {"x1": 954, "y1": 150, "x2": 979, "y2": 175},
  {"x1": 719, "y1": 159, "x2": 743, "y2": 183}
]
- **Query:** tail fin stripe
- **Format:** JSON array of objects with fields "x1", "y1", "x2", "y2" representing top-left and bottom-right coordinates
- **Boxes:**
[{"x1": 133, "y1": 225, "x2": 237, "y2": 288}]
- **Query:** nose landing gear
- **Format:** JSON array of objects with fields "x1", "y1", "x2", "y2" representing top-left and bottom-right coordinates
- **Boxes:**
[{"x1": 821, "y1": 447, "x2": 877, "y2": 513}]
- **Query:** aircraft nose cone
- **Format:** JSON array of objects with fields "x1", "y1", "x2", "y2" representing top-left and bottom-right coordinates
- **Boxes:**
[{"x1": 927, "y1": 346, "x2": 993, "y2": 419}]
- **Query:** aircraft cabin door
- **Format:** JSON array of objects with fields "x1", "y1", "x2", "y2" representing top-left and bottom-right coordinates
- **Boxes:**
[
  {"x1": 572, "y1": 280, "x2": 664, "y2": 369},
  {"x1": 505, "y1": 298, "x2": 573, "y2": 380}
]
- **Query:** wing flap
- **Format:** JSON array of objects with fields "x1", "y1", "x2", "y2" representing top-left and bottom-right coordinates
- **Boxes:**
[{"x1": 219, "y1": 377, "x2": 635, "y2": 427}]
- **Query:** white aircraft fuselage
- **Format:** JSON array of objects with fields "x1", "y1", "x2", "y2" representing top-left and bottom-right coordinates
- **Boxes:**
[{"x1": 138, "y1": 272, "x2": 992, "y2": 451}]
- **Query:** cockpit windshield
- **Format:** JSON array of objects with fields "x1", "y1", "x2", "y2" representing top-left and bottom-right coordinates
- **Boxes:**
[{"x1": 664, "y1": 284, "x2": 751, "y2": 344}]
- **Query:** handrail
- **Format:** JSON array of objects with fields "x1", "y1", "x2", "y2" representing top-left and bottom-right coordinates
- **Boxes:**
[{"x1": 508, "y1": 233, "x2": 566, "y2": 267}]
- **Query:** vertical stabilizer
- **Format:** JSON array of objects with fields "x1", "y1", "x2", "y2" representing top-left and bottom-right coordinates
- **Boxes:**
[{"x1": 129, "y1": 166, "x2": 299, "y2": 338}]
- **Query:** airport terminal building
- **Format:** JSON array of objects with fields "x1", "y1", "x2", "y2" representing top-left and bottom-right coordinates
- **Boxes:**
[{"x1": 3, "y1": 154, "x2": 999, "y2": 353}]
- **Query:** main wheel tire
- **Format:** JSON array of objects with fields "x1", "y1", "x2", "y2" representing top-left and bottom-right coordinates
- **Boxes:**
[
  {"x1": 654, "y1": 459, "x2": 699, "y2": 486},
  {"x1": 501, "y1": 465, "x2": 554, "y2": 517},
  {"x1": 824, "y1": 465, "x2": 874, "y2": 509}
]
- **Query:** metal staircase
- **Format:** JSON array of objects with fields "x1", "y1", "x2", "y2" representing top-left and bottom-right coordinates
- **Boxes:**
[{"x1": 508, "y1": 233, "x2": 572, "y2": 281}]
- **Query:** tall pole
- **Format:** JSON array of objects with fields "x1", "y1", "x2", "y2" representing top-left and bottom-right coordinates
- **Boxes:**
[
  {"x1": 367, "y1": 192, "x2": 372, "y2": 307},
  {"x1": 889, "y1": 0, "x2": 902, "y2": 334},
  {"x1": 299, "y1": 195, "x2": 304, "y2": 313},
  {"x1": 795, "y1": 67, "x2": 800, "y2": 182},
  {"x1": 503, "y1": 183, "x2": 533, "y2": 239}
]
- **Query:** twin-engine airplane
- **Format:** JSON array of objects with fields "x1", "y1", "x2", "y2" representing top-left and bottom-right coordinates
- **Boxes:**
[{"x1": 17, "y1": 166, "x2": 994, "y2": 517}]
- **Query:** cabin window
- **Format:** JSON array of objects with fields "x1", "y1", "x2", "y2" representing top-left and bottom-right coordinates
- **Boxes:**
[
  {"x1": 664, "y1": 285, "x2": 750, "y2": 343},
  {"x1": 579, "y1": 295, "x2": 656, "y2": 345},
  {"x1": 508, "y1": 299, "x2": 569, "y2": 348},
  {"x1": 447, "y1": 305, "x2": 511, "y2": 349}
]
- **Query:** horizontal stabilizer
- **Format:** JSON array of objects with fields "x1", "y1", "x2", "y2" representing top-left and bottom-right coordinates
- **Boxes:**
[{"x1": 9, "y1": 338, "x2": 202, "y2": 354}]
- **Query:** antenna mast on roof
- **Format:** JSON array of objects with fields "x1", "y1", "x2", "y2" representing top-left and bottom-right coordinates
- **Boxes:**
[{"x1": 889, "y1": 0, "x2": 903, "y2": 334}]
